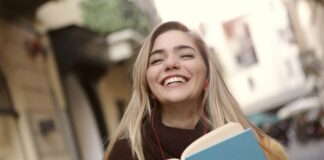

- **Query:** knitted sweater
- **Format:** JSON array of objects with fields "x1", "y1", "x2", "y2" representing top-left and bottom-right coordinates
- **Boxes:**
[{"x1": 109, "y1": 115, "x2": 207, "y2": 160}]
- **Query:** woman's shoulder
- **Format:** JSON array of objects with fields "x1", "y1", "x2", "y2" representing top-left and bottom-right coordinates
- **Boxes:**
[{"x1": 109, "y1": 139, "x2": 135, "y2": 160}]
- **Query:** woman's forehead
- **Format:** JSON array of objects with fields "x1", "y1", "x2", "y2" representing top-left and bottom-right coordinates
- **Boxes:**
[{"x1": 151, "y1": 30, "x2": 196, "y2": 50}]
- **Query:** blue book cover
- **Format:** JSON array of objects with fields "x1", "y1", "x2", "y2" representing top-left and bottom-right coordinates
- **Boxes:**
[{"x1": 184, "y1": 128, "x2": 267, "y2": 160}]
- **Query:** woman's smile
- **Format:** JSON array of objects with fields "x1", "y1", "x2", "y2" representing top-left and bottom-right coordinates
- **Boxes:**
[{"x1": 161, "y1": 75, "x2": 188, "y2": 87}]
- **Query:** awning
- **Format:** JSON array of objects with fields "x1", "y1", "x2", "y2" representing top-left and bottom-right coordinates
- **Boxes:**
[{"x1": 277, "y1": 96, "x2": 321, "y2": 120}]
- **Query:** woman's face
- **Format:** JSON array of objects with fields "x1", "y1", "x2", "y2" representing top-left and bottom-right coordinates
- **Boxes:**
[{"x1": 146, "y1": 30, "x2": 207, "y2": 106}]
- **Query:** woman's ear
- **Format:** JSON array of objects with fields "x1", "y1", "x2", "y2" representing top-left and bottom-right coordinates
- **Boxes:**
[
  {"x1": 204, "y1": 79, "x2": 209, "y2": 91},
  {"x1": 147, "y1": 87, "x2": 155, "y2": 99}
]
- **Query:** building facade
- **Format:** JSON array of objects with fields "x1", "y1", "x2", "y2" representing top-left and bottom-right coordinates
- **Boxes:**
[{"x1": 0, "y1": 0, "x2": 159, "y2": 160}]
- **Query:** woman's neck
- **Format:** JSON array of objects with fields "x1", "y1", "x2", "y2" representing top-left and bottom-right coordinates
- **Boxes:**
[{"x1": 160, "y1": 102, "x2": 202, "y2": 129}]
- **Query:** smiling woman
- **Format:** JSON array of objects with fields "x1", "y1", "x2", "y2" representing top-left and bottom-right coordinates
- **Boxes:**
[
  {"x1": 103, "y1": 21, "x2": 288, "y2": 160},
  {"x1": 147, "y1": 30, "x2": 207, "y2": 113}
]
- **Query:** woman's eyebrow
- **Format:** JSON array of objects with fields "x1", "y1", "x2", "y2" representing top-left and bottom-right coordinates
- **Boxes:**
[
  {"x1": 175, "y1": 45, "x2": 196, "y2": 51},
  {"x1": 150, "y1": 49, "x2": 164, "y2": 56},
  {"x1": 150, "y1": 45, "x2": 196, "y2": 56}
]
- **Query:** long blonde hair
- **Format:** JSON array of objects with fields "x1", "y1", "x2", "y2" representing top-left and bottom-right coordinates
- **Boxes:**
[{"x1": 104, "y1": 21, "x2": 287, "y2": 160}]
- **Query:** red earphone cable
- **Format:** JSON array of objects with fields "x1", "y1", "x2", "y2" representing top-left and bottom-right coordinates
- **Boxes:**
[
  {"x1": 151, "y1": 108, "x2": 167, "y2": 160},
  {"x1": 202, "y1": 108, "x2": 209, "y2": 134}
]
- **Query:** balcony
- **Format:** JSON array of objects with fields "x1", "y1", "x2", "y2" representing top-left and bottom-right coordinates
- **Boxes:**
[{"x1": 0, "y1": 0, "x2": 51, "y2": 18}]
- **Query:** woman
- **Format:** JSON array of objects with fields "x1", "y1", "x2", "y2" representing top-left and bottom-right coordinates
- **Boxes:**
[{"x1": 104, "y1": 21, "x2": 288, "y2": 160}]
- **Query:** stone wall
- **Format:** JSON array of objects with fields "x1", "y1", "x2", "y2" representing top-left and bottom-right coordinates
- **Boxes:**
[{"x1": 0, "y1": 18, "x2": 75, "y2": 160}]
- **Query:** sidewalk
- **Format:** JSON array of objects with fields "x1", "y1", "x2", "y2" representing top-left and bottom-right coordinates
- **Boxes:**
[{"x1": 287, "y1": 129, "x2": 324, "y2": 160}]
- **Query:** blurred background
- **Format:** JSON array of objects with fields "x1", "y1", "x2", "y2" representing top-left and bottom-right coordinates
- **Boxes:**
[{"x1": 0, "y1": 0, "x2": 323, "y2": 159}]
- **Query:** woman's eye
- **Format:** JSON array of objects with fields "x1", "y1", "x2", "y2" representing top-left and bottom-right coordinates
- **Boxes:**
[
  {"x1": 180, "y1": 54, "x2": 194, "y2": 59},
  {"x1": 150, "y1": 59, "x2": 163, "y2": 65}
]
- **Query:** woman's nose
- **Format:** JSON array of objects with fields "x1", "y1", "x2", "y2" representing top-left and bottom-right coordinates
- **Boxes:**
[{"x1": 164, "y1": 56, "x2": 180, "y2": 71}]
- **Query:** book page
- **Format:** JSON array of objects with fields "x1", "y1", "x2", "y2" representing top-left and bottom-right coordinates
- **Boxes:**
[{"x1": 181, "y1": 122, "x2": 244, "y2": 160}]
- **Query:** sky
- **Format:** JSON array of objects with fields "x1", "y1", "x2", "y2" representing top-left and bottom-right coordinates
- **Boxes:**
[{"x1": 153, "y1": 0, "x2": 270, "y2": 28}]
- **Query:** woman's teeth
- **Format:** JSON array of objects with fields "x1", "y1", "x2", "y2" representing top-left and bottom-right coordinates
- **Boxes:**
[{"x1": 164, "y1": 76, "x2": 186, "y2": 86}]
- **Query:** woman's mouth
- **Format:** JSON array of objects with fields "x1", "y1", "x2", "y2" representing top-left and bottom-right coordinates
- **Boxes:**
[{"x1": 162, "y1": 76, "x2": 188, "y2": 86}]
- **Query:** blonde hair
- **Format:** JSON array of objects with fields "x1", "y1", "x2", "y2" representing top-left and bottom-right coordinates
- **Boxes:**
[{"x1": 104, "y1": 21, "x2": 288, "y2": 160}]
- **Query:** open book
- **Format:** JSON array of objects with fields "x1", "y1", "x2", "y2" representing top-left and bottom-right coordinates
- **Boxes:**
[{"x1": 170, "y1": 122, "x2": 267, "y2": 160}]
